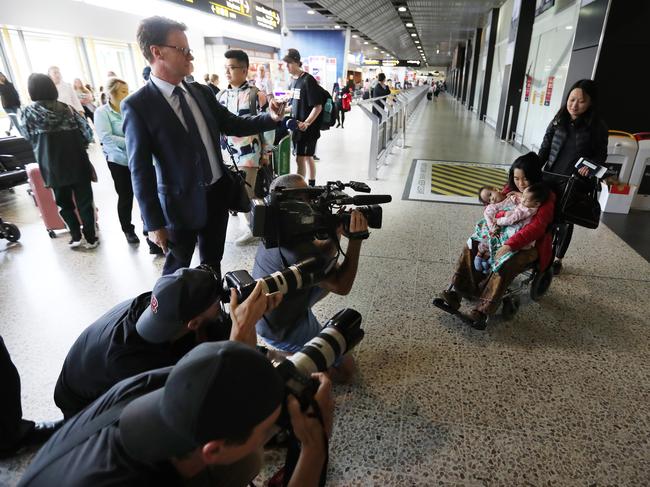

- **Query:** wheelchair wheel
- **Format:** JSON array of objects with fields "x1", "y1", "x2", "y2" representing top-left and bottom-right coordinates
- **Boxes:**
[
  {"x1": 501, "y1": 295, "x2": 520, "y2": 321},
  {"x1": 530, "y1": 268, "x2": 553, "y2": 301},
  {"x1": 2, "y1": 223, "x2": 21, "y2": 242}
]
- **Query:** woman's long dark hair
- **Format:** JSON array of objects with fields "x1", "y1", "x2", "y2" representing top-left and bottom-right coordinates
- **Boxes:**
[
  {"x1": 553, "y1": 78, "x2": 599, "y2": 126},
  {"x1": 508, "y1": 152, "x2": 543, "y2": 191},
  {"x1": 28, "y1": 73, "x2": 58, "y2": 101}
]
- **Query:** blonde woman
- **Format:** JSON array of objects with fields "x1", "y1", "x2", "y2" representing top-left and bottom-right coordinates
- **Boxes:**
[{"x1": 94, "y1": 78, "x2": 160, "y2": 252}]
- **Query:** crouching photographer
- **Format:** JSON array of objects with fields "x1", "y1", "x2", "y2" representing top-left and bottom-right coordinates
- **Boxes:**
[
  {"x1": 251, "y1": 174, "x2": 382, "y2": 383},
  {"x1": 18, "y1": 341, "x2": 333, "y2": 487},
  {"x1": 54, "y1": 266, "x2": 282, "y2": 419}
]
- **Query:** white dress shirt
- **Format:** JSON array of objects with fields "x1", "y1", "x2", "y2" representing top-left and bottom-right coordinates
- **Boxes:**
[
  {"x1": 150, "y1": 74, "x2": 222, "y2": 184},
  {"x1": 56, "y1": 81, "x2": 84, "y2": 113}
]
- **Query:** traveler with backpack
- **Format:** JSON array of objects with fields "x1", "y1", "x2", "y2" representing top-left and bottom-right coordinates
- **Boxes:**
[
  {"x1": 217, "y1": 49, "x2": 271, "y2": 245},
  {"x1": 283, "y1": 48, "x2": 322, "y2": 186},
  {"x1": 336, "y1": 86, "x2": 352, "y2": 128}
]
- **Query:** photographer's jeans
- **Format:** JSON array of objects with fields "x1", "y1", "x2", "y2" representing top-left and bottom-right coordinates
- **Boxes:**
[{"x1": 260, "y1": 287, "x2": 329, "y2": 354}]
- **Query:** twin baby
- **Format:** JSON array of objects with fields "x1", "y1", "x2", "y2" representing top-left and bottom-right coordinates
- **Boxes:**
[{"x1": 471, "y1": 183, "x2": 550, "y2": 273}]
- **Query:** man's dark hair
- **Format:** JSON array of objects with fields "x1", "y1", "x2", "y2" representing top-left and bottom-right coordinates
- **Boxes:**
[
  {"x1": 137, "y1": 16, "x2": 187, "y2": 63},
  {"x1": 28, "y1": 73, "x2": 58, "y2": 101},
  {"x1": 224, "y1": 49, "x2": 249, "y2": 69},
  {"x1": 378, "y1": 73, "x2": 386, "y2": 82},
  {"x1": 525, "y1": 183, "x2": 551, "y2": 205}
]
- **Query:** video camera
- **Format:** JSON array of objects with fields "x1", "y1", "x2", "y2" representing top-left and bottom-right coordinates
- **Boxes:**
[{"x1": 249, "y1": 180, "x2": 392, "y2": 248}]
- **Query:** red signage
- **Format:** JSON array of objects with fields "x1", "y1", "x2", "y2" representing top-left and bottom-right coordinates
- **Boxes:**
[
  {"x1": 524, "y1": 75, "x2": 532, "y2": 102},
  {"x1": 544, "y1": 76, "x2": 555, "y2": 106}
]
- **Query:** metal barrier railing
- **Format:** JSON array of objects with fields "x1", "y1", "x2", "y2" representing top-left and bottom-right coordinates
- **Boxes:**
[{"x1": 356, "y1": 86, "x2": 428, "y2": 179}]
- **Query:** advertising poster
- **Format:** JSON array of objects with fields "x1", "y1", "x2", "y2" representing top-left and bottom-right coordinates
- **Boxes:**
[
  {"x1": 544, "y1": 76, "x2": 555, "y2": 106},
  {"x1": 524, "y1": 75, "x2": 532, "y2": 102},
  {"x1": 307, "y1": 56, "x2": 327, "y2": 85}
]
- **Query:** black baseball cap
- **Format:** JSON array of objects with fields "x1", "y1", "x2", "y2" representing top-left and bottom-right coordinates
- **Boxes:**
[
  {"x1": 135, "y1": 267, "x2": 219, "y2": 344},
  {"x1": 119, "y1": 341, "x2": 285, "y2": 462},
  {"x1": 283, "y1": 48, "x2": 302, "y2": 66}
]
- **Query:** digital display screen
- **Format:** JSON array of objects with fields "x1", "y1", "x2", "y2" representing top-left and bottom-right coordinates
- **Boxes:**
[{"x1": 165, "y1": 0, "x2": 281, "y2": 33}]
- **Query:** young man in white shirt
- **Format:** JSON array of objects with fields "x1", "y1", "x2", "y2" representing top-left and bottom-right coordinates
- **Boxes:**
[{"x1": 47, "y1": 66, "x2": 84, "y2": 114}]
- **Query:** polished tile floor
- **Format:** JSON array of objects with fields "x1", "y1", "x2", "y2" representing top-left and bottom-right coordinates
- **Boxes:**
[{"x1": 1, "y1": 94, "x2": 649, "y2": 486}]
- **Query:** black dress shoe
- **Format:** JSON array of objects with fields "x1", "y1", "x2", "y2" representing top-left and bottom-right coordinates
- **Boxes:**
[
  {"x1": 552, "y1": 260, "x2": 563, "y2": 275},
  {"x1": 0, "y1": 419, "x2": 64, "y2": 458},
  {"x1": 125, "y1": 231, "x2": 140, "y2": 244},
  {"x1": 146, "y1": 238, "x2": 164, "y2": 255},
  {"x1": 26, "y1": 420, "x2": 64, "y2": 445}
]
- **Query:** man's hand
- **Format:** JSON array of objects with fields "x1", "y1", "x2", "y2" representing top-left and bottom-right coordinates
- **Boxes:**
[
  {"x1": 297, "y1": 121, "x2": 310, "y2": 132},
  {"x1": 149, "y1": 228, "x2": 169, "y2": 254},
  {"x1": 345, "y1": 210, "x2": 369, "y2": 240},
  {"x1": 229, "y1": 281, "x2": 282, "y2": 346},
  {"x1": 285, "y1": 373, "x2": 333, "y2": 487},
  {"x1": 288, "y1": 373, "x2": 334, "y2": 446},
  {"x1": 268, "y1": 99, "x2": 286, "y2": 121},
  {"x1": 494, "y1": 244, "x2": 512, "y2": 261}
]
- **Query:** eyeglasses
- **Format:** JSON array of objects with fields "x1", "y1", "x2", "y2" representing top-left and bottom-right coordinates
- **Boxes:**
[
  {"x1": 159, "y1": 45, "x2": 193, "y2": 57},
  {"x1": 224, "y1": 65, "x2": 245, "y2": 72}
]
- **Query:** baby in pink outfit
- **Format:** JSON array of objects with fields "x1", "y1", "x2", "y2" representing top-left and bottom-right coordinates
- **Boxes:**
[{"x1": 473, "y1": 183, "x2": 550, "y2": 273}]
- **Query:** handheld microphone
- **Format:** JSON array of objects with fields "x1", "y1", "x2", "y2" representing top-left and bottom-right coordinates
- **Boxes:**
[{"x1": 283, "y1": 117, "x2": 299, "y2": 131}]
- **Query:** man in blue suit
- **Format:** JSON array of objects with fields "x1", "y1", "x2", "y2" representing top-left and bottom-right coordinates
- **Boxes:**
[{"x1": 123, "y1": 16, "x2": 283, "y2": 276}]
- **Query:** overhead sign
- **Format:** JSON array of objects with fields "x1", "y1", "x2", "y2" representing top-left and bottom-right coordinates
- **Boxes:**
[
  {"x1": 363, "y1": 59, "x2": 421, "y2": 67},
  {"x1": 165, "y1": 0, "x2": 281, "y2": 33}
]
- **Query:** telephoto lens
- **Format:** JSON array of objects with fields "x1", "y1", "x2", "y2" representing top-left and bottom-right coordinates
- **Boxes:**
[
  {"x1": 221, "y1": 256, "x2": 333, "y2": 303},
  {"x1": 275, "y1": 308, "x2": 364, "y2": 408}
]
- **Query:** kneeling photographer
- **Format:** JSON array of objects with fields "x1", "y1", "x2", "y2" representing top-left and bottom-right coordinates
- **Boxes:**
[
  {"x1": 19, "y1": 341, "x2": 334, "y2": 487},
  {"x1": 252, "y1": 174, "x2": 371, "y2": 383},
  {"x1": 54, "y1": 267, "x2": 282, "y2": 419}
]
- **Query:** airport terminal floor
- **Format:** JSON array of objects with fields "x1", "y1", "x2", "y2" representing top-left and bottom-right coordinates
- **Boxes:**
[{"x1": 1, "y1": 94, "x2": 649, "y2": 485}]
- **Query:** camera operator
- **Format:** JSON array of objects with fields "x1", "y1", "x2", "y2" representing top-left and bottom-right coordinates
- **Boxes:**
[
  {"x1": 253, "y1": 174, "x2": 369, "y2": 383},
  {"x1": 19, "y1": 341, "x2": 333, "y2": 487},
  {"x1": 54, "y1": 267, "x2": 282, "y2": 419}
]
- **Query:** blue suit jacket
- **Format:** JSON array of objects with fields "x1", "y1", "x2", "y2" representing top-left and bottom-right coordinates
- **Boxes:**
[{"x1": 122, "y1": 80, "x2": 277, "y2": 231}]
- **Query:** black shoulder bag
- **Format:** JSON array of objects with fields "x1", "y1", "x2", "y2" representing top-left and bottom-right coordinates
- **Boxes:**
[{"x1": 558, "y1": 174, "x2": 601, "y2": 229}]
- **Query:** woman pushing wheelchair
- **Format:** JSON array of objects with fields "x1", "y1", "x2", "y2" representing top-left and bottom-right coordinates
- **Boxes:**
[{"x1": 434, "y1": 152, "x2": 556, "y2": 330}]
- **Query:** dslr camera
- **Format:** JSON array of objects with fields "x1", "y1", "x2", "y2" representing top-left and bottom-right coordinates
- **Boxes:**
[{"x1": 249, "y1": 180, "x2": 392, "y2": 248}]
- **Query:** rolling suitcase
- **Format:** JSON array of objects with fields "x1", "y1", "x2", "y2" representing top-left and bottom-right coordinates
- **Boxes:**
[
  {"x1": 25, "y1": 163, "x2": 98, "y2": 238},
  {"x1": 26, "y1": 163, "x2": 67, "y2": 237}
]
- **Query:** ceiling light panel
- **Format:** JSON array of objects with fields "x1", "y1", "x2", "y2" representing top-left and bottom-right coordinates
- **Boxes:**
[{"x1": 315, "y1": 0, "x2": 420, "y2": 58}]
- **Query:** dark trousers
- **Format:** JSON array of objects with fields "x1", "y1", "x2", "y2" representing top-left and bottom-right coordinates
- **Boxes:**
[
  {"x1": 162, "y1": 176, "x2": 229, "y2": 278},
  {"x1": 336, "y1": 106, "x2": 345, "y2": 126},
  {"x1": 555, "y1": 222, "x2": 573, "y2": 259},
  {"x1": 107, "y1": 162, "x2": 135, "y2": 233},
  {"x1": 52, "y1": 180, "x2": 96, "y2": 242},
  {"x1": 5, "y1": 107, "x2": 19, "y2": 133},
  {"x1": 0, "y1": 336, "x2": 33, "y2": 448}
]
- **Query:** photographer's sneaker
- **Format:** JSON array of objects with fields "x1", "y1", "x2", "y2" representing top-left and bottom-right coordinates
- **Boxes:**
[
  {"x1": 84, "y1": 238, "x2": 100, "y2": 249},
  {"x1": 234, "y1": 229, "x2": 258, "y2": 246},
  {"x1": 68, "y1": 238, "x2": 82, "y2": 248}
]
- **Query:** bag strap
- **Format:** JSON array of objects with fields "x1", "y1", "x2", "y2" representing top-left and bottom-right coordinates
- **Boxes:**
[
  {"x1": 19, "y1": 399, "x2": 130, "y2": 485},
  {"x1": 248, "y1": 86, "x2": 259, "y2": 116}
]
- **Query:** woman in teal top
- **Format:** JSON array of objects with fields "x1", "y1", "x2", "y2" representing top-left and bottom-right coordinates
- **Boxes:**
[{"x1": 94, "y1": 77, "x2": 160, "y2": 253}]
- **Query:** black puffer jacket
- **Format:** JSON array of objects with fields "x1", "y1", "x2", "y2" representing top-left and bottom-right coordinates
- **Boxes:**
[{"x1": 538, "y1": 112, "x2": 608, "y2": 172}]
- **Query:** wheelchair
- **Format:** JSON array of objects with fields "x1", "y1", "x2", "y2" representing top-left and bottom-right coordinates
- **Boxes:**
[{"x1": 0, "y1": 216, "x2": 21, "y2": 243}]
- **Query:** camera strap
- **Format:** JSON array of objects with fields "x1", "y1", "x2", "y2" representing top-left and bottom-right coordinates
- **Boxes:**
[{"x1": 281, "y1": 397, "x2": 329, "y2": 487}]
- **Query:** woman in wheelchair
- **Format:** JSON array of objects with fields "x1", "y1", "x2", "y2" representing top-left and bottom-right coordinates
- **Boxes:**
[{"x1": 435, "y1": 152, "x2": 556, "y2": 330}]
